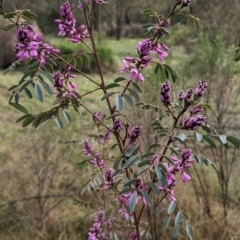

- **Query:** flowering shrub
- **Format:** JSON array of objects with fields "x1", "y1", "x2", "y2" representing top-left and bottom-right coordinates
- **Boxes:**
[{"x1": 2, "y1": 0, "x2": 240, "y2": 239}]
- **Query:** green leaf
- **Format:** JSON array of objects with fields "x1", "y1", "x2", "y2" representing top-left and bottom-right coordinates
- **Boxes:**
[
  {"x1": 141, "y1": 190, "x2": 152, "y2": 207},
  {"x1": 155, "y1": 166, "x2": 162, "y2": 181},
  {"x1": 15, "y1": 114, "x2": 33, "y2": 123},
  {"x1": 3, "y1": 12, "x2": 17, "y2": 18},
  {"x1": 201, "y1": 125, "x2": 211, "y2": 133},
  {"x1": 113, "y1": 155, "x2": 123, "y2": 170},
  {"x1": 26, "y1": 60, "x2": 39, "y2": 71},
  {"x1": 10, "y1": 103, "x2": 28, "y2": 114},
  {"x1": 164, "y1": 64, "x2": 178, "y2": 83},
  {"x1": 55, "y1": 117, "x2": 63, "y2": 129},
  {"x1": 142, "y1": 152, "x2": 155, "y2": 158},
  {"x1": 43, "y1": 71, "x2": 54, "y2": 84},
  {"x1": 123, "y1": 155, "x2": 140, "y2": 168},
  {"x1": 73, "y1": 105, "x2": 81, "y2": 115},
  {"x1": 22, "y1": 115, "x2": 35, "y2": 127},
  {"x1": 124, "y1": 178, "x2": 139, "y2": 186},
  {"x1": 196, "y1": 132, "x2": 203, "y2": 142},
  {"x1": 2, "y1": 23, "x2": 15, "y2": 31},
  {"x1": 63, "y1": 111, "x2": 71, "y2": 123},
  {"x1": 203, "y1": 135, "x2": 216, "y2": 148},
  {"x1": 175, "y1": 211, "x2": 183, "y2": 226},
  {"x1": 122, "y1": 93, "x2": 133, "y2": 106},
  {"x1": 32, "y1": 112, "x2": 46, "y2": 127},
  {"x1": 101, "y1": 92, "x2": 115, "y2": 101},
  {"x1": 175, "y1": 133, "x2": 187, "y2": 143},
  {"x1": 172, "y1": 225, "x2": 180, "y2": 238},
  {"x1": 148, "y1": 182, "x2": 160, "y2": 197},
  {"x1": 114, "y1": 77, "x2": 126, "y2": 83},
  {"x1": 22, "y1": 10, "x2": 37, "y2": 19},
  {"x1": 125, "y1": 146, "x2": 135, "y2": 157},
  {"x1": 105, "y1": 83, "x2": 120, "y2": 89},
  {"x1": 105, "y1": 209, "x2": 112, "y2": 221},
  {"x1": 163, "y1": 216, "x2": 171, "y2": 229},
  {"x1": 168, "y1": 201, "x2": 176, "y2": 215},
  {"x1": 195, "y1": 155, "x2": 203, "y2": 165},
  {"x1": 138, "y1": 160, "x2": 150, "y2": 167},
  {"x1": 19, "y1": 80, "x2": 32, "y2": 92},
  {"x1": 8, "y1": 85, "x2": 19, "y2": 91},
  {"x1": 129, "y1": 191, "x2": 137, "y2": 213},
  {"x1": 111, "y1": 143, "x2": 119, "y2": 150},
  {"x1": 219, "y1": 134, "x2": 227, "y2": 145},
  {"x1": 186, "y1": 220, "x2": 191, "y2": 236},
  {"x1": 116, "y1": 94, "x2": 123, "y2": 111},
  {"x1": 169, "y1": 147, "x2": 180, "y2": 156},
  {"x1": 128, "y1": 88, "x2": 140, "y2": 101},
  {"x1": 14, "y1": 93, "x2": 19, "y2": 104},
  {"x1": 227, "y1": 136, "x2": 240, "y2": 149},
  {"x1": 149, "y1": 143, "x2": 160, "y2": 149},
  {"x1": 38, "y1": 75, "x2": 52, "y2": 95},
  {"x1": 131, "y1": 82, "x2": 142, "y2": 93},
  {"x1": 76, "y1": 56, "x2": 83, "y2": 70},
  {"x1": 24, "y1": 88, "x2": 32, "y2": 99},
  {"x1": 105, "y1": 113, "x2": 122, "y2": 120},
  {"x1": 136, "y1": 165, "x2": 149, "y2": 176},
  {"x1": 34, "y1": 84, "x2": 43, "y2": 102}
]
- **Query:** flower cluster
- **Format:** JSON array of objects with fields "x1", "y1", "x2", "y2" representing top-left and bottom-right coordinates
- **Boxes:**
[
  {"x1": 129, "y1": 126, "x2": 142, "y2": 141},
  {"x1": 55, "y1": 1, "x2": 90, "y2": 43},
  {"x1": 115, "y1": 192, "x2": 133, "y2": 221},
  {"x1": 83, "y1": 140, "x2": 105, "y2": 168},
  {"x1": 180, "y1": 115, "x2": 207, "y2": 130},
  {"x1": 14, "y1": 25, "x2": 59, "y2": 65},
  {"x1": 113, "y1": 118, "x2": 123, "y2": 133},
  {"x1": 150, "y1": 153, "x2": 158, "y2": 166},
  {"x1": 189, "y1": 104, "x2": 204, "y2": 115},
  {"x1": 88, "y1": 211, "x2": 113, "y2": 240},
  {"x1": 120, "y1": 39, "x2": 168, "y2": 82},
  {"x1": 160, "y1": 81, "x2": 171, "y2": 104},
  {"x1": 194, "y1": 81, "x2": 208, "y2": 99},
  {"x1": 53, "y1": 66, "x2": 77, "y2": 98},
  {"x1": 159, "y1": 149, "x2": 194, "y2": 202},
  {"x1": 99, "y1": 129, "x2": 112, "y2": 145},
  {"x1": 104, "y1": 168, "x2": 115, "y2": 190}
]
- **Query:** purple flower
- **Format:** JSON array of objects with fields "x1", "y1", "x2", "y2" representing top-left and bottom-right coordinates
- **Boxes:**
[
  {"x1": 130, "y1": 68, "x2": 145, "y2": 82},
  {"x1": 113, "y1": 118, "x2": 122, "y2": 133},
  {"x1": 92, "y1": 111, "x2": 103, "y2": 126},
  {"x1": 185, "y1": 88, "x2": 193, "y2": 103},
  {"x1": 90, "y1": 151, "x2": 105, "y2": 169},
  {"x1": 180, "y1": 115, "x2": 207, "y2": 130},
  {"x1": 150, "y1": 153, "x2": 158, "y2": 165},
  {"x1": 178, "y1": 90, "x2": 185, "y2": 101},
  {"x1": 55, "y1": 1, "x2": 90, "y2": 43},
  {"x1": 162, "y1": 163, "x2": 176, "y2": 186},
  {"x1": 194, "y1": 81, "x2": 208, "y2": 98},
  {"x1": 181, "y1": 149, "x2": 192, "y2": 161},
  {"x1": 53, "y1": 67, "x2": 77, "y2": 98},
  {"x1": 182, "y1": 0, "x2": 191, "y2": 7},
  {"x1": 83, "y1": 140, "x2": 93, "y2": 156},
  {"x1": 129, "y1": 126, "x2": 142, "y2": 141},
  {"x1": 99, "y1": 129, "x2": 112, "y2": 145},
  {"x1": 160, "y1": 81, "x2": 171, "y2": 104},
  {"x1": 129, "y1": 230, "x2": 138, "y2": 240},
  {"x1": 87, "y1": 211, "x2": 113, "y2": 240},
  {"x1": 182, "y1": 171, "x2": 191, "y2": 183},
  {"x1": 14, "y1": 25, "x2": 59, "y2": 65},
  {"x1": 189, "y1": 104, "x2": 204, "y2": 115},
  {"x1": 104, "y1": 169, "x2": 115, "y2": 190}
]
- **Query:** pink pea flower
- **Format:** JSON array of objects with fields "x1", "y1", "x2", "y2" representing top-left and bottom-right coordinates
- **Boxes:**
[{"x1": 182, "y1": 171, "x2": 191, "y2": 183}]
